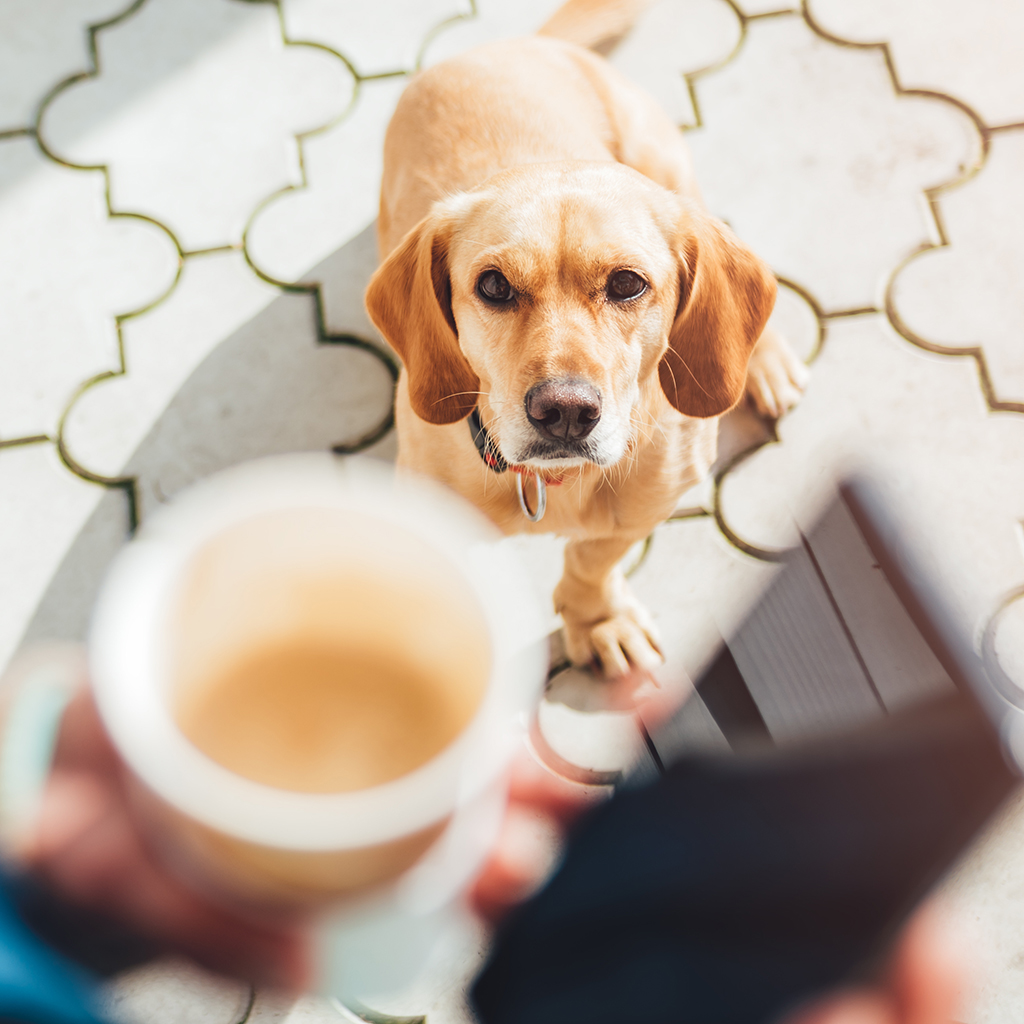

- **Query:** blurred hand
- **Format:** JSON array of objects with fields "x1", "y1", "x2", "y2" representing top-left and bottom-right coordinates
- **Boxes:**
[
  {"x1": 785, "y1": 902, "x2": 968, "y2": 1024},
  {"x1": 471, "y1": 736, "x2": 970, "y2": 1024},
  {"x1": 16, "y1": 666, "x2": 974, "y2": 1024},
  {"x1": 18, "y1": 687, "x2": 310, "y2": 990}
]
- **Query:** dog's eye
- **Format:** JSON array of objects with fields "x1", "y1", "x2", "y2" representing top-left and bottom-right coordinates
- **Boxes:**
[
  {"x1": 477, "y1": 270, "x2": 514, "y2": 304},
  {"x1": 606, "y1": 270, "x2": 647, "y2": 301}
]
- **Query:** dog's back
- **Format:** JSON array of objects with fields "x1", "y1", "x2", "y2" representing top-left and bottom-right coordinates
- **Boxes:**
[
  {"x1": 537, "y1": 0, "x2": 655, "y2": 52},
  {"x1": 378, "y1": 0, "x2": 671, "y2": 255}
]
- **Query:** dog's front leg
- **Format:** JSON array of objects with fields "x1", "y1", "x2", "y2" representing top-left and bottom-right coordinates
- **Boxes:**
[
  {"x1": 744, "y1": 326, "x2": 809, "y2": 420},
  {"x1": 554, "y1": 535, "x2": 663, "y2": 678}
]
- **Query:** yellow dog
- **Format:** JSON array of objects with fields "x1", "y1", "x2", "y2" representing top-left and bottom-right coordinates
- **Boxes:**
[{"x1": 366, "y1": 0, "x2": 806, "y2": 677}]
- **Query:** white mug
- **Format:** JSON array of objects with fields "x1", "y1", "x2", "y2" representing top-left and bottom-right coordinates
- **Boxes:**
[{"x1": 89, "y1": 454, "x2": 546, "y2": 999}]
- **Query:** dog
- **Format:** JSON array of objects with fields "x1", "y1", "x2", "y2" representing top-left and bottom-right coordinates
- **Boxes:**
[{"x1": 365, "y1": 0, "x2": 808, "y2": 678}]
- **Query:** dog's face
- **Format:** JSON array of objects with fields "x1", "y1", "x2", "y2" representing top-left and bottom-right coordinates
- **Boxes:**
[{"x1": 366, "y1": 163, "x2": 776, "y2": 470}]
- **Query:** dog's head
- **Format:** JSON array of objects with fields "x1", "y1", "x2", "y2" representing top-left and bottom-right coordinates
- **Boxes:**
[{"x1": 365, "y1": 163, "x2": 776, "y2": 469}]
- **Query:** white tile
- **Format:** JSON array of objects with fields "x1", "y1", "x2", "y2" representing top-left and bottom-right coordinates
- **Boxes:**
[
  {"x1": 0, "y1": 0, "x2": 127, "y2": 133},
  {"x1": 608, "y1": 0, "x2": 741, "y2": 126},
  {"x1": 61, "y1": 250, "x2": 395, "y2": 523},
  {"x1": 24, "y1": 235, "x2": 395, "y2": 660},
  {"x1": 766, "y1": 277, "x2": 822, "y2": 364},
  {"x1": 0, "y1": 134, "x2": 177, "y2": 441},
  {"x1": 889, "y1": 128, "x2": 1024, "y2": 405},
  {"x1": 0, "y1": 442, "x2": 105, "y2": 705},
  {"x1": 119, "y1": 290, "x2": 396, "y2": 524},
  {"x1": 245, "y1": 77, "x2": 405, "y2": 286},
  {"x1": 17, "y1": 488, "x2": 131, "y2": 654},
  {"x1": 734, "y1": 1, "x2": 799, "y2": 15},
  {"x1": 716, "y1": 315, "x2": 1024, "y2": 646},
  {"x1": 809, "y1": 0, "x2": 1024, "y2": 128},
  {"x1": 248, "y1": 992, "x2": 341, "y2": 1024},
  {"x1": 420, "y1": 0, "x2": 568, "y2": 67},
  {"x1": 310, "y1": 221, "x2": 385, "y2": 340},
  {"x1": 283, "y1": 0, "x2": 470, "y2": 78},
  {"x1": 40, "y1": 0, "x2": 353, "y2": 252},
  {"x1": 105, "y1": 956, "x2": 251, "y2": 1024},
  {"x1": 60, "y1": 250, "x2": 281, "y2": 483},
  {"x1": 685, "y1": 12, "x2": 977, "y2": 310}
]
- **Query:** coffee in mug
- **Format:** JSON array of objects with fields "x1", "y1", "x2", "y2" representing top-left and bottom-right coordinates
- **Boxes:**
[{"x1": 89, "y1": 455, "x2": 545, "y2": 915}]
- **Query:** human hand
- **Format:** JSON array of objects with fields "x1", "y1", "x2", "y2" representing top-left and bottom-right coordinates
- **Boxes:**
[
  {"x1": 471, "y1": 666, "x2": 683, "y2": 921},
  {"x1": 17, "y1": 683, "x2": 310, "y2": 990},
  {"x1": 784, "y1": 901, "x2": 968, "y2": 1024},
  {"x1": 471, "y1": 674, "x2": 972, "y2": 1024}
]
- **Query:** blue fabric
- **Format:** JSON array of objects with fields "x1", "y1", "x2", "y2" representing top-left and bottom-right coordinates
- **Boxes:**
[{"x1": 0, "y1": 872, "x2": 105, "y2": 1024}]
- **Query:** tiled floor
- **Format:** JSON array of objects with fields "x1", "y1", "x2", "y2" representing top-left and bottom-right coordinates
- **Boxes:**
[{"x1": 3, "y1": 0, "x2": 1024, "y2": 1021}]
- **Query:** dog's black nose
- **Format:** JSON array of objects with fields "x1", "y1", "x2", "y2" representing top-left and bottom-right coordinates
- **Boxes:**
[{"x1": 525, "y1": 379, "x2": 602, "y2": 442}]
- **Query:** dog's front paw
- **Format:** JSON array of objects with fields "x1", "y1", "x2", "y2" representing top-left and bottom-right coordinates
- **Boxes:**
[
  {"x1": 744, "y1": 327, "x2": 810, "y2": 420},
  {"x1": 561, "y1": 594, "x2": 664, "y2": 679}
]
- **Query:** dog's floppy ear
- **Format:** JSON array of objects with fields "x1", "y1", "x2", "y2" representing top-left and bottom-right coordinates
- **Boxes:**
[
  {"x1": 659, "y1": 210, "x2": 777, "y2": 418},
  {"x1": 365, "y1": 212, "x2": 479, "y2": 425}
]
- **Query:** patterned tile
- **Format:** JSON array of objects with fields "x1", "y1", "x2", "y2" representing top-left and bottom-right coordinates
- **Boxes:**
[
  {"x1": 0, "y1": 133, "x2": 176, "y2": 441},
  {"x1": 716, "y1": 314, "x2": 1024, "y2": 656},
  {"x1": 809, "y1": 0, "x2": 1024, "y2": 128},
  {"x1": 419, "y1": 0, "x2": 566, "y2": 66},
  {"x1": 0, "y1": 443, "x2": 100, "y2": 671},
  {"x1": 685, "y1": 10, "x2": 977, "y2": 311},
  {"x1": 58, "y1": 250, "x2": 282, "y2": 489},
  {"x1": 0, "y1": 0, "x2": 127, "y2": 133},
  {"x1": 888, "y1": 127, "x2": 1024, "y2": 407},
  {"x1": 608, "y1": 0, "x2": 740, "y2": 125},
  {"x1": 245, "y1": 76, "x2": 405, "y2": 286},
  {"x1": 3, "y1": 0, "x2": 1024, "y2": 1021},
  {"x1": 39, "y1": 0, "x2": 352, "y2": 252},
  {"x1": 631, "y1": 515, "x2": 780, "y2": 687},
  {"x1": 282, "y1": 0, "x2": 469, "y2": 78}
]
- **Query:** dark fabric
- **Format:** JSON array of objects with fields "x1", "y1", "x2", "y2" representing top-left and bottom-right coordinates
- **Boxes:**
[
  {"x1": 0, "y1": 868, "x2": 109, "y2": 1024},
  {"x1": 6, "y1": 872, "x2": 159, "y2": 978},
  {"x1": 472, "y1": 694, "x2": 1016, "y2": 1024}
]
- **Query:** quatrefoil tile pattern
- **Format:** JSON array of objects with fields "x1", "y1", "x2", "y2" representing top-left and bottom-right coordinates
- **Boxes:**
[
  {"x1": 888, "y1": 128, "x2": 1024, "y2": 406},
  {"x1": 0, "y1": 0, "x2": 127, "y2": 133},
  {"x1": 716, "y1": 314, "x2": 1024, "y2": 625},
  {"x1": 0, "y1": 133, "x2": 177, "y2": 441},
  {"x1": 684, "y1": 10, "x2": 978, "y2": 312},
  {"x1": 5, "y1": 1, "x2": 1024, "y2": 1021},
  {"x1": 809, "y1": 0, "x2": 1024, "y2": 128},
  {"x1": 40, "y1": 0, "x2": 353, "y2": 253},
  {"x1": 281, "y1": 0, "x2": 470, "y2": 78}
]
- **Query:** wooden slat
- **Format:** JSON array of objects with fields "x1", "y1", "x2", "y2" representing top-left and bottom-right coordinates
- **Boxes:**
[
  {"x1": 804, "y1": 498, "x2": 954, "y2": 711},
  {"x1": 727, "y1": 546, "x2": 885, "y2": 742}
]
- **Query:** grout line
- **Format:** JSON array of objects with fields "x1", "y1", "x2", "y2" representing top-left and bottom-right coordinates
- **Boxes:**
[
  {"x1": 703, "y1": 4, "x2": 1024, "y2": 567},
  {"x1": 0, "y1": 435, "x2": 52, "y2": 451},
  {"x1": 235, "y1": 986, "x2": 257, "y2": 1024}
]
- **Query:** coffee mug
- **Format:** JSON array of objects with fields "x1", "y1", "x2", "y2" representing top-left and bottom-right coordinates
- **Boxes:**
[{"x1": 89, "y1": 454, "x2": 546, "y2": 997}]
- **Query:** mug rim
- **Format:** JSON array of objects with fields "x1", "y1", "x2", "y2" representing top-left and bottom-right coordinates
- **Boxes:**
[{"x1": 90, "y1": 454, "x2": 544, "y2": 852}]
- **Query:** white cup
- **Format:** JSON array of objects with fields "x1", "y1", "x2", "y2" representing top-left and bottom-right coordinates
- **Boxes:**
[{"x1": 89, "y1": 454, "x2": 546, "y2": 998}]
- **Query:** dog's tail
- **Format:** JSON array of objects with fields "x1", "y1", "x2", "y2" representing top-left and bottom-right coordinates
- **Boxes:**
[{"x1": 536, "y1": 0, "x2": 655, "y2": 54}]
